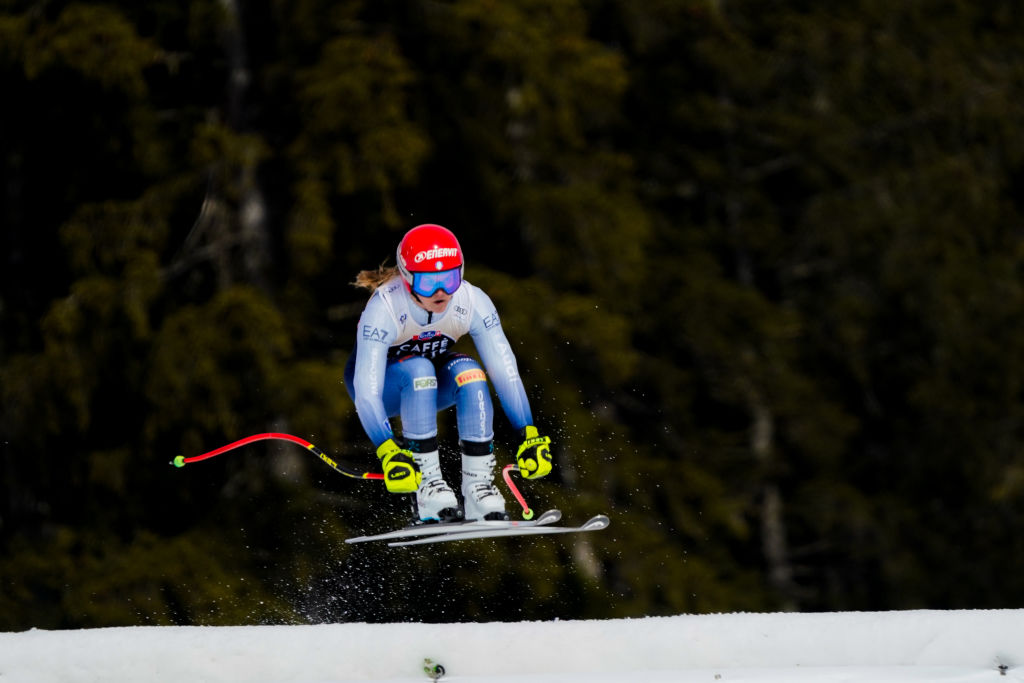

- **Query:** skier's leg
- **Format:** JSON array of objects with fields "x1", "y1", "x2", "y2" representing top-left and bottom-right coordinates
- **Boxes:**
[
  {"x1": 386, "y1": 356, "x2": 460, "y2": 521},
  {"x1": 436, "y1": 354, "x2": 506, "y2": 521},
  {"x1": 435, "y1": 353, "x2": 494, "y2": 442}
]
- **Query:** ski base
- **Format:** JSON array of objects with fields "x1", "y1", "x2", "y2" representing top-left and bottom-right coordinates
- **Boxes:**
[
  {"x1": 388, "y1": 514, "x2": 610, "y2": 547},
  {"x1": 345, "y1": 508, "x2": 563, "y2": 544}
]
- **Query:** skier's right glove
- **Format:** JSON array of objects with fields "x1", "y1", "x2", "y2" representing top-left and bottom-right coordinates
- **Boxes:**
[{"x1": 376, "y1": 439, "x2": 422, "y2": 493}]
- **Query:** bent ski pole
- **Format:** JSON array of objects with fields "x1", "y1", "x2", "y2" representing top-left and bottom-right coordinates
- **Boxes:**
[
  {"x1": 502, "y1": 464, "x2": 535, "y2": 520},
  {"x1": 172, "y1": 432, "x2": 384, "y2": 481}
]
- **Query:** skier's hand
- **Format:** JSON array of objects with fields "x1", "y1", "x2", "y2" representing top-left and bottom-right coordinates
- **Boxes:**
[
  {"x1": 376, "y1": 439, "x2": 422, "y2": 493},
  {"x1": 516, "y1": 426, "x2": 552, "y2": 479}
]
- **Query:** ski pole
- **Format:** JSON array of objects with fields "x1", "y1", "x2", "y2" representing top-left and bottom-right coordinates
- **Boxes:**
[
  {"x1": 501, "y1": 464, "x2": 535, "y2": 520},
  {"x1": 171, "y1": 432, "x2": 384, "y2": 480}
]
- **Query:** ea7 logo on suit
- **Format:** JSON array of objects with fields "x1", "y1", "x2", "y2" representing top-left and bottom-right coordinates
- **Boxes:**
[{"x1": 362, "y1": 326, "x2": 389, "y2": 343}]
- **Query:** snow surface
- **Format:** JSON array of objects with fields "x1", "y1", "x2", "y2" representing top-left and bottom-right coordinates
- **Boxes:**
[{"x1": 2, "y1": 610, "x2": 1023, "y2": 682}]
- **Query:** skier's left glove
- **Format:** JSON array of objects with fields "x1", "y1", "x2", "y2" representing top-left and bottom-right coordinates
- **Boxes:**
[{"x1": 516, "y1": 426, "x2": 552, "y2": 479}]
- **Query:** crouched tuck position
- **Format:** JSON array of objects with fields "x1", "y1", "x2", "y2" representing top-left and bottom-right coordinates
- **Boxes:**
[{"x1": 345, "y1": 224, "x2": 553, "y2": 522}]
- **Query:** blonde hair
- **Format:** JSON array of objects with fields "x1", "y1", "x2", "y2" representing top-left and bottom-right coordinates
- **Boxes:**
[{"x1": 352, "y1": 263, "x2": 401, "y2": 292}]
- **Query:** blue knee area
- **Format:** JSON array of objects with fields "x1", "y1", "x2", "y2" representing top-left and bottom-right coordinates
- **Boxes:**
[
  {"x1": 394, "y1": 356, "x2": 439, "y2": 440},
  {"x1": 438, "y1": 355, "x2": 494, "y2": 442},
  {"x1": 396, "y1": 355, "x2": 435, "y2": 387}
]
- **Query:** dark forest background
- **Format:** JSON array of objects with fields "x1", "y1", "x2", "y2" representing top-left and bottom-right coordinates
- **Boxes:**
[{"x1": 3, "y1": 0, "x2": 1024, "y2": 628}]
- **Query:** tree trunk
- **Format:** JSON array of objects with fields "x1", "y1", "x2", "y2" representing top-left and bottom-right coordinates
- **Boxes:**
[
  {"x1": 219, "y1": 0, "x2": 270, "y2": 289},
  {"x1": 171, "y1": 0, "x2": 270, "y2": 290}
]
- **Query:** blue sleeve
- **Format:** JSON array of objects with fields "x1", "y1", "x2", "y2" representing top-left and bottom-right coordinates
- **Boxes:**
[
  {"x1": 468, "y1": 287, "x2": 534, "y2": 431},
  {"x1": 351, "y1": 295, "x2": 397, "y2": 447}
]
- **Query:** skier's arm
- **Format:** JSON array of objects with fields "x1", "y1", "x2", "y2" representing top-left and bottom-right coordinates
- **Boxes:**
[
  {"x1": 351, "y1": 296, "x2": 398, "y2": 448},
  {"x1": 351, "y1": 298, "x2": 422, "y2": 492},
  {"x1": 468, "y1": 289, "x2": 553, "y2": 479},
  {"x1": 468, "y1": 289, "x2": 533, "y2": 430}
]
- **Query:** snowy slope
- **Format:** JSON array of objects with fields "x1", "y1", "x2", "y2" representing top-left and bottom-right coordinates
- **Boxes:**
[{"x1": 2, "y1": 610, "x2": 1023, "y2": 682}]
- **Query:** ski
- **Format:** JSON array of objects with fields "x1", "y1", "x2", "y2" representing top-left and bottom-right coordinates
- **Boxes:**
[
  {"x1": 387, "y1": 514, "x2": 610, "y2": 547},
  {"x1": 344, "y1": 508, "x2": 563, "y2": 544}
]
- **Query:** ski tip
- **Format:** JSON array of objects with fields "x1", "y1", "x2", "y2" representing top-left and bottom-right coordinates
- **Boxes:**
[{"x1": 172, "y1": 455, "x2": 186, "y2": 468}]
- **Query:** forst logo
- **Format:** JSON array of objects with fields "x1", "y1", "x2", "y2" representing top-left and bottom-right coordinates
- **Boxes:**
[{"x1": 413, "y1": 247, "x2": 458, "y2": 263}]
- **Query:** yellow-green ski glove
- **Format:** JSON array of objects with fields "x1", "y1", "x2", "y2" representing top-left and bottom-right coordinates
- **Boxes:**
[
  {"x1": 516, "y1": 426, "x2": 552, "y2": 479},
  {"x1": 376, "y1": 438, "x2": 422, "y2": 493}
]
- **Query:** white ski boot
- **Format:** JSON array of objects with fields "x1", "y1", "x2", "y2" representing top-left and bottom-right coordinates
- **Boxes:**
[
  {"x1": 461, "y1": 453, "x2": 508, "y2": 521},
  {"x1": 413, "y1": 451, "x2": 461, "y2": 522}
]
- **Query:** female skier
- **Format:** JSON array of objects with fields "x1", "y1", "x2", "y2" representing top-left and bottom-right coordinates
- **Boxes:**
[{"x1": 344, "y1": 224, "x2": 553, "y2": 522}]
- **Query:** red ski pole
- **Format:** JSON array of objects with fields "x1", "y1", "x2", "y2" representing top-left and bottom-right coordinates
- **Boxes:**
[
  {"x1": 502, "y1": 464, "x2": 535, "y2": 520},
  {"x1": 172, "y1": 432, "x2": 384, "y2": 480}
]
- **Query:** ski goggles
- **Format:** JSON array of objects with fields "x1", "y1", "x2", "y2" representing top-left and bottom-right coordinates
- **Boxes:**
[{"x1": 411, "y1": 267, "x2": 462, "y2": 298}]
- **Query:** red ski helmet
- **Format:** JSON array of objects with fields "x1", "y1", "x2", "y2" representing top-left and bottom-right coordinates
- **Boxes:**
[{"x1": 396, "y1": 224, "x2": 465, "y2": 297}]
